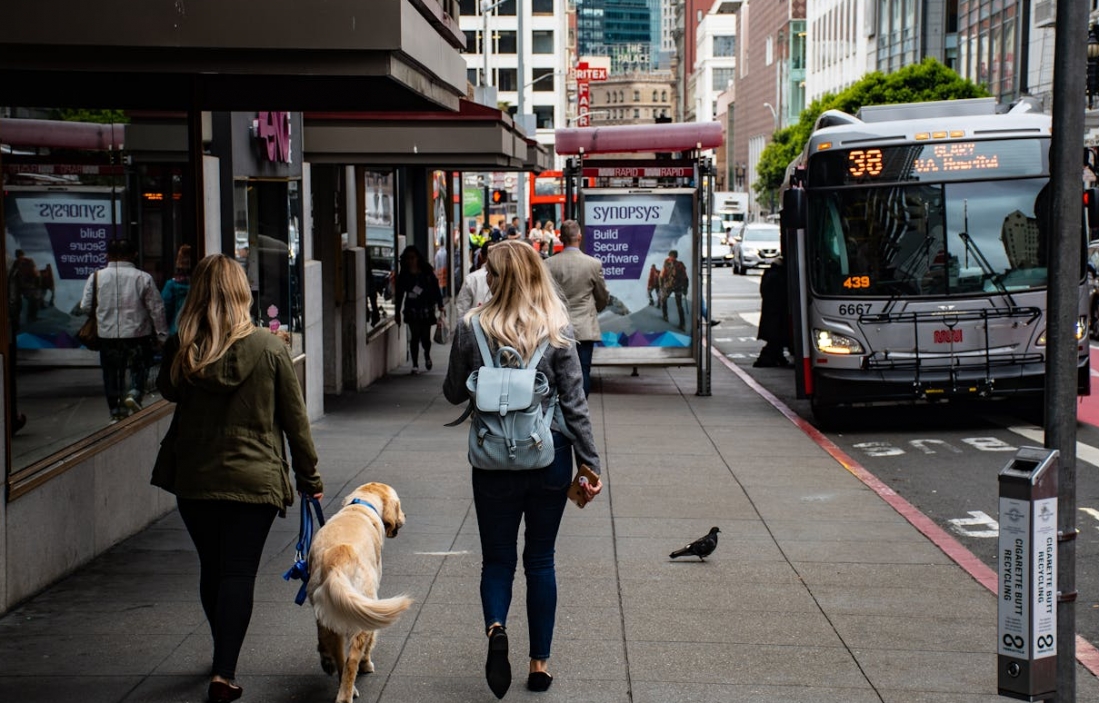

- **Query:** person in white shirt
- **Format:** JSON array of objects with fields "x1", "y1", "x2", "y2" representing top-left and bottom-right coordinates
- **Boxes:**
[
  {"x1": 81, "y1": 238, "x2": 169, "y2": 421},
  {"x1": 455, "y1": 239, "x2": 493, "y2": 318}
]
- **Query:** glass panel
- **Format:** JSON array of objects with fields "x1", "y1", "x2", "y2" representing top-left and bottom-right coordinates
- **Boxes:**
[
  {"x1": 496, "y1": 30, "x2": 517, "y2": 54},
  {"x1": 531, "y1": 68, "x2": 555, "y2": 92},
  {"x1": 497, "y1": 68, "x2": 518, "y2": 92},
  {"x1": 533, "y1": 105, "x2": 554, "y2": 129},
  {"x1": 363, "y1": 171, "x2": 398, "y2": 324},
  {"x1": 532, "y1": 0, "x2": 554, "y2": 13},
  {"x1": 3, "y1": 107, "x2": 196, "y2": 471},
  {"x1": 532, "y1": 30, "x2": 554, "y2": 54},
  {"x1": 808, "y1": 178, "x2": 1050, "y2": 297},
  {"x1": 713, "y1": 35, "x2": 736, "y2": 57}
]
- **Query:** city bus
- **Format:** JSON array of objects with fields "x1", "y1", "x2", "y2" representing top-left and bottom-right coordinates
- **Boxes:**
[
  {"x1": 779, "y1": 98, "x2": 1090, "y2": 424},
  {"x1": 529, "y1": 169, "x2": 594, "y2": 233}
]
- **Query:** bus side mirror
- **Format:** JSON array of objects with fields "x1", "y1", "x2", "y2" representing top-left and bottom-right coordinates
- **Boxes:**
[{"x1": 781, "y1": 188, "x2": 807, "y2": 231}]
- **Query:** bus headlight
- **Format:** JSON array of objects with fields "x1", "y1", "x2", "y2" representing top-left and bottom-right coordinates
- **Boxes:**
[
  {"x1": 1036, "y1": 316, "x2": 1088, "y2": 345},
  {"x1": 814, "y1": 329, "x2": 864, "y2": 354}
]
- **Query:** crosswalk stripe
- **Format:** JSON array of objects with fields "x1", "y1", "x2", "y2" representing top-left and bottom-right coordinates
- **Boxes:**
[{"x1": 1008, "y1": 424, "x2": 1099, "y2": 469}]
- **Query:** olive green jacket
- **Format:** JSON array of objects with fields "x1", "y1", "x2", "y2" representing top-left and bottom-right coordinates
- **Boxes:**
[{"x1": 151, "y1": 329, "x2": 322, "y2": 513}]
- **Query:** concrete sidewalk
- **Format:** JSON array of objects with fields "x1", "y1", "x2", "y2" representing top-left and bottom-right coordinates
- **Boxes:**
[{"x1": 1, "y1": 351, "x2": 1096, "y2": 702}]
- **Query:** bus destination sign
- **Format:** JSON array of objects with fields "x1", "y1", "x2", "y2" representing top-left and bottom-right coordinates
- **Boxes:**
[{"x1": 809, "y1": 138, "x2": 1046, "y2": 186}]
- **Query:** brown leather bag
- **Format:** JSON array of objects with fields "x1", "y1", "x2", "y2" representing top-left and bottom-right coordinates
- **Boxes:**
[{"x1": 77, "y1": 271, "x2": 101, "y2": 351}]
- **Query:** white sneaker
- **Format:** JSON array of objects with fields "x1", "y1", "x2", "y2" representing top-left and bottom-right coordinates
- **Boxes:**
[{"x1": 124, "y1": 394, "x2": 142, "y2": 414}]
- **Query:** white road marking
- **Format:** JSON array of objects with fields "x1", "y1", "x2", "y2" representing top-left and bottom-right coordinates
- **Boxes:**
[
  {"x1": 1009, "y1": 425, "x2": 1099, "y2": 470},
  {"x1": 909, "y1": 439, "x2": 963, "y2": 454},
  {"x1": 948, "y1": 510, "x2": 1000, "y2": 538},
  {"x1": 1080, "y1": 507, "x2": 1099, "y2": 532},
  {"x1": 853, "y1": 441, "x2": 906, "y2": 457},
  {"x1": 960, "y1": 437, "x2": 1017, "y2": 452},
  {"x1": 414, "y1": 551, "x2": 471, "y2": 556},
  {"x1": 740, "y1": 312, "x2": 761, "y2": 328}
]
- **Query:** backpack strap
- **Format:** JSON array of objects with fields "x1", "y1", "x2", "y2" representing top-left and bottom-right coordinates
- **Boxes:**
[{"x1": 470, "y1": 314, "x2": 495, "y2": 367}]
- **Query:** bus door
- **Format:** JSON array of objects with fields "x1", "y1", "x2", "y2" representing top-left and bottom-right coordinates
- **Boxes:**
[{"x1": 781, "y1": 185, "x2": 811, "y2": 399}]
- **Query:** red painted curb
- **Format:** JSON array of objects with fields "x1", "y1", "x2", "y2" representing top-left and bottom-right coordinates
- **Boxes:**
[{"x1": 711, "y1": 347, "x2": 1099, "y2": 678}]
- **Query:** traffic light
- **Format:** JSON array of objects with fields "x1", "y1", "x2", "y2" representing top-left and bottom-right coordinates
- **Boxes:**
[{"x1": 491, "y1": 189, "x2": 509, "y2": 204}]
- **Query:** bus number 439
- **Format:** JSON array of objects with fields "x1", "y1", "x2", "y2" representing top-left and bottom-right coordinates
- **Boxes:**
[{"x1": 933, "y1": 329, "x2": 963, "y2": 343}]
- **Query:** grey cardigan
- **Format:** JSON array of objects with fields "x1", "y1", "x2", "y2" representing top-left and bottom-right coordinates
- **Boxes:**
[{"x1": 443, "y1": 320, "x2": 601, "y2": 474}]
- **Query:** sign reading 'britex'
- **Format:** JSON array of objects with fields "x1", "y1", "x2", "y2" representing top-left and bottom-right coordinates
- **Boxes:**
[{"x1": 582, "y1": 189, "x2": 696, "y2": 350}]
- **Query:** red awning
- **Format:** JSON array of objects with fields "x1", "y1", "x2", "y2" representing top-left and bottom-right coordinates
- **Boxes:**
[{"x1": 554, "y1": 122, "x2": 723, "y2": 155}]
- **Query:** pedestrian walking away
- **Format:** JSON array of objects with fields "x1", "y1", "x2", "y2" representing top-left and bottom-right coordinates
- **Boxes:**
[
  {"x1": 754, "y1": 256, "x2": 792, "y2": 367},
  {"x1": 80, "y1": 238, "x2": 169, "y2": 422},
  {"x1": 151, "y1": 253, "x2": 324, "y2": 703},
  {"x1": 443, "y1": 240, "x2": 603, "y2": 698},
  {"x1": 543, "y1": 219, "x2": 609, "y2": 396},
  {"x1": 161, "y1": 244, "x2": 194, "y2": 336},
  {"x1": 394, "y1": 245, "x2": 444, "y2": 373}
]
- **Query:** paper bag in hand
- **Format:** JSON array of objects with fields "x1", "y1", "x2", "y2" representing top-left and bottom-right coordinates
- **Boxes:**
[{"x1": 567, "y1": 464, "x2": 599, "y2": 508}]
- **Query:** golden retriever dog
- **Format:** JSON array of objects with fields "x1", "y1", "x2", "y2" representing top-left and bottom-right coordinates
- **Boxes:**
[{"x1": 307, "y1": 482, "x2": 413, "y2": 703}]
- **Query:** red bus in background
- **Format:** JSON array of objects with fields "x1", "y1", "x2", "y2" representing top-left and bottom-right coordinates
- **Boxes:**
[{"x1": 529, "y1": 170, "x2": 593, "y2": 234}]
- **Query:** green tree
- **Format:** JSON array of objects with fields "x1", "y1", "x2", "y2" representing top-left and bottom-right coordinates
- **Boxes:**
[
  {"x1": 51, "y1": 108, "x2": 129, "y2": 124},
  {"x1": 753, "y1": 59, "x2": 990, "y2": 204}
]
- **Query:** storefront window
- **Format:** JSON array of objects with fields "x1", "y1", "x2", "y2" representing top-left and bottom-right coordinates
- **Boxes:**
[
  {"x1": 233, "y1": 179, "x2": 304, "y2": 357},
  {"x1": 3, "y1": 108, "x2": 194, "y2": 473},
  {"x1": 363, "y1": 170, "x2": 398, "y2": 329}
]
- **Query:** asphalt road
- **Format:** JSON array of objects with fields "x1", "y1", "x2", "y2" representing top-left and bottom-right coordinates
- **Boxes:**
[{"x1": 706, "y1": 263, "x2": 1099, "y2": 652}]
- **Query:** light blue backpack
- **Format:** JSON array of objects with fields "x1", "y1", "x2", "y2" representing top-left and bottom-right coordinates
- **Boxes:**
[{"x1": 447, "y1": 316, "x2": 560, "y2": 471}]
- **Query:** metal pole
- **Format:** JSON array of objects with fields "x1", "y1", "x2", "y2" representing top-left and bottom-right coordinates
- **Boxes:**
[
  {"x1": 1047, "y1": 3, "x2": 1087, "y2": 701},
  {"x1": 482, "y1": 1, "x2": 490, "y2": 89},
  {"x1": 516, "y1": 1, "x2": 526, "y2": 233}
]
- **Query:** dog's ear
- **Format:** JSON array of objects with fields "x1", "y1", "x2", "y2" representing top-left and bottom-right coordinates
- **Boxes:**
[{"x1": 381, "y1": 491, "x2": 402, "y2": 538}]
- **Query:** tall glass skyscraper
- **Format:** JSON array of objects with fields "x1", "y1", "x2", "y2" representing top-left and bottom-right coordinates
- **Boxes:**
[{"x1": 575, "y1": 0, "x2": 656, "y2": 72}]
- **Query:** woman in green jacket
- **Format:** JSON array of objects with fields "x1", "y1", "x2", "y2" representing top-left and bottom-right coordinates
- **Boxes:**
[{"x1": 153, "y1": 254, "x2": 323, "y2": 703}]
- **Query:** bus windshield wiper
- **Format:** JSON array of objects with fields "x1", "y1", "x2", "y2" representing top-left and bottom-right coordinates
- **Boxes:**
[{"x1": 958, "y1": 200, "x2": 1016, "y2": 307}]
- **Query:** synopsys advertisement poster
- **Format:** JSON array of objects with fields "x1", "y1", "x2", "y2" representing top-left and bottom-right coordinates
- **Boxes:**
[
  {"x1": 582, "y1": 189, "x2": 695, "y2": 350},
  {"x1": 4, "y1": 189, "x2": 121, "y2": 350}
]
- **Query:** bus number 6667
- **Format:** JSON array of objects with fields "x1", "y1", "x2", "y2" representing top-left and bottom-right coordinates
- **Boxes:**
[{"x1": 838, "y1": 304, "x2": 873, "y2": 316}]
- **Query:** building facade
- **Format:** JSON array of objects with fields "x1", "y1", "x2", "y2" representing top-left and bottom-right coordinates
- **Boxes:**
[
  {"x1": 732, "y1": 0, "x2": 806, "y2": 219},
  {"x1": 806, "y1": 0, "x2": 876, "y2": 102},
  {"x1": 874, "y1": 0, "x2": 957, "y2": 75},
  {"x1": 588, "y1": 71, "x2": 676, "y2": 126},
  {"x1": 575, "y1": 0, "x2": 655, "y2": 72},
  {"x1": 459, "y1": 0, "x2": 568, "y2": 144},
  {"x1": 693, "y1": 2, "x2": 738, "y2": 122}
]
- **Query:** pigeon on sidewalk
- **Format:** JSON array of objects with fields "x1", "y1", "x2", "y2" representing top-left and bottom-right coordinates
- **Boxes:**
[{"x1": 669, "y1": 526, "x2": 720, "y2": 561}]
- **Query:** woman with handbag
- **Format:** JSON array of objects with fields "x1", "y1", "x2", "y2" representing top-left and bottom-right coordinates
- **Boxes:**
[
  {"x1": 394, "y1": 245, "x2": 444, "y2": 373},
  {"x1": 442, "y1": 240, "x2": 603, "y2": 698},
  {"x1": 152, "y1": 254, "x2": 323, "y2": 703}
]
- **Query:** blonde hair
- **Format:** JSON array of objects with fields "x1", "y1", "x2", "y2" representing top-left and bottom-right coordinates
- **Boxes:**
[
  {"x1": 171, "y1": 254, "x2": 257, "y2": 384},
  {"x1": 466, "y1": 240, "x2": 572, "y2": 362}
]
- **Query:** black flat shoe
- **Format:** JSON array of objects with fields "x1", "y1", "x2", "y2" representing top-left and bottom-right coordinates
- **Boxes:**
[
  {"x1": 527, "y1": 671, "x2": 553, "y2": 692},
  {"x1": 208, "y1": 680, "x2": 243, "y2": 702},
  {"x1": 485, "y1": 625, "x2": 511, "y2": 699}
]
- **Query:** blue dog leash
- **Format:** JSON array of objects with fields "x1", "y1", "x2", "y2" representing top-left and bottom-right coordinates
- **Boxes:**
[{"x1": 283, "y1": 493, "x2": 326, "y2": 606}]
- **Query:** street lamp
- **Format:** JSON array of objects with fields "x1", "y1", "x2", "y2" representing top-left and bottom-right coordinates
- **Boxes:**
[
  {"x1": 567, "y1": 109, "x2": 610, "y2": 126},
  {"x1": 1088, "y1": 24, "x2": 1099, "y2": 109},
  {"x1": 763, "y1": 102, "x2": 780, "y2": 131},
  {"x1": 481, "y1": 0, "x2": 510, "y2": 88}
]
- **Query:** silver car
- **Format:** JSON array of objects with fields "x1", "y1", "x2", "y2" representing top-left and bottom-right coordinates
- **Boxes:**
[{"x1": 732, "y1": 223, "x2": 782, "y2": 274}]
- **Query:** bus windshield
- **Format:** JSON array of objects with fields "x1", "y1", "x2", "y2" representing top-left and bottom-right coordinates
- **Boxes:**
[{"x1": 807, "y1": 178, "x2": 1051, "y2": 297}]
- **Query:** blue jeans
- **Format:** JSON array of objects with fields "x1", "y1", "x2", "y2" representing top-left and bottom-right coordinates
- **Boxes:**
[
  {"x1": 472, "y1": 431, "x2": 572, "y2": 660},
  {"x1": 576, "y1": 341, "x2": 594, "y2": 397}
]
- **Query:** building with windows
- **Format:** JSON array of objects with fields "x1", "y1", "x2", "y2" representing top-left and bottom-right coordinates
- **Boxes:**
[
  {"x1": 693, "y1": 3, "x2": 738, "y2": 123},
  {"x1": 731, "y1": 0, "x2": 806, "y2": 220},
  {"x1": 805, "y1": 0, "x2": 876, "y2": 102},
  {"x1": 874, "y1": 0, "x2": 957, "y2": 75},
  {"x1": 587, "y1": 71, "x2": 676, "y2": 126},
  {"x1": 575, "y1": 0, "x2": 656, "y2": 72},
  {"x1": 459, "y1": 0, "x2": 567, "y2": 145}
]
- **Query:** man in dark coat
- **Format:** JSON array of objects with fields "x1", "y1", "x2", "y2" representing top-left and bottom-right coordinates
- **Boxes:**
[{"x1": 754, "y1": 257, "x2": 792, "y2": 367}]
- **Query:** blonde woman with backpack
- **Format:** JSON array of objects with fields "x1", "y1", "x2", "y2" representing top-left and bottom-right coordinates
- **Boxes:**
[{"x1": 443, "y1": 240, "x2": 602, "y2": 698}]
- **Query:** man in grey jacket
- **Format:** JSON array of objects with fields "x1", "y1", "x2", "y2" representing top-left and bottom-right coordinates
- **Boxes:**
[{"x1": 543, "y1": 220, "x2": 609, "y2": 396}]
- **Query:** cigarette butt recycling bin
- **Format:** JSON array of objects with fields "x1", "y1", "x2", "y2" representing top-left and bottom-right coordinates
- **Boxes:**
[{"x1": 997, "y1": 447, "x2": 1058, "y2": 701}]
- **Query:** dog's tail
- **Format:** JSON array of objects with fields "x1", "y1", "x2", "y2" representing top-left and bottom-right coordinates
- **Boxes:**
[{"x1": 311, "y1": 569, "x2": 413, "y2": 634}]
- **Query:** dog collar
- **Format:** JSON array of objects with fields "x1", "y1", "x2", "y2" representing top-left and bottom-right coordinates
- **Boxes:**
[{"x1": 350, "y1": 498, "x2": 381, "y2": 520}]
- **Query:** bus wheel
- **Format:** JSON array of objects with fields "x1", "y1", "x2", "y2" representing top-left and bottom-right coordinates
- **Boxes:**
[{"x1": 810, "y1": 398, "x2": 849, "y2": 431}]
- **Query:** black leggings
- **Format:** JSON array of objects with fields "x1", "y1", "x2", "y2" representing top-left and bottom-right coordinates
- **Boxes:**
[
  {"x1": 177, "y1": 498, "x2": 278, "y2": 680},
  {"x1": 407, "y1": 320, "x2": 433, "y2": 366}
]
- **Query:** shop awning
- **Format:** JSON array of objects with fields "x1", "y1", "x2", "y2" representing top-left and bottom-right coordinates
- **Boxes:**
[
  {"x1": 303, "y1": 100, "x2": 553, "y2": 172},
  {"x1": 0, "y1": 0, "x2": 467, "y2": 113}
]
